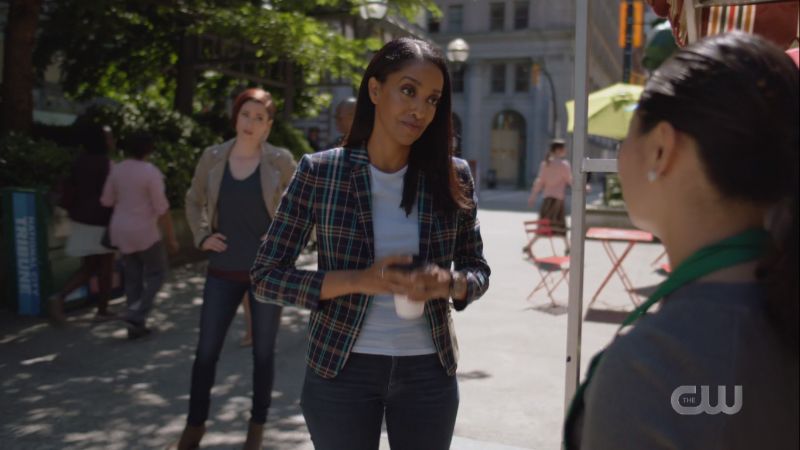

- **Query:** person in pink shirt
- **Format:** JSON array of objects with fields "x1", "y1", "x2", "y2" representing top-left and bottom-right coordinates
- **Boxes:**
[
  {"x1": 101, "y1": 132, "x2": 178, "y2": 339},
  {"x1": 528, "y1": 139, "x2": 572, "y2": 250}
]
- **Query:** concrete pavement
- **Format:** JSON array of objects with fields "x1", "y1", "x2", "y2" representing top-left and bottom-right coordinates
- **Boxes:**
[{"x1": 0, "y1": 188, "x2": 667, "y2": 449}]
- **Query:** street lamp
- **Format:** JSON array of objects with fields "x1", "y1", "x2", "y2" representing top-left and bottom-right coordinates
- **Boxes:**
[
  {"x1": 446, "y1": 38, "x2": 470, "y2": 66},
  {"x1": 532, "y1": 61, "x2": 559, "y2": 139},
  {"x1": 446, "y1": 38, "x2": 472, "y2": 171},
  {"x1": 359, "y1": 0, "x2": 388, "y2": 20}
]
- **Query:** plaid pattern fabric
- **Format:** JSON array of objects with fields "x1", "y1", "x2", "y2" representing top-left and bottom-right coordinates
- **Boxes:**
[{"x1": 251, "y1": 146, "x2": 490, "y2": 379}]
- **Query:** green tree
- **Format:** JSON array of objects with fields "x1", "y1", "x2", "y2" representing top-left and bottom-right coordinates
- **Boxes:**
[{"x1": 34, "y1": 0, "x2": 437, "y2": 118}]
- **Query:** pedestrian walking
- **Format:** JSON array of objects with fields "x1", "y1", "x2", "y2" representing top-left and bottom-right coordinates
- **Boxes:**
[
  {"x1": 48, "y1": 123, "x2": 116, "y2": 324},
  {"x1": 527, "y1": 139, "x2": 572, "y2": 251},
  {"x1": 100, "y1": 132, "x2": 178, "y2": 339},
  {"x1": 174, "y1": 87, "x2": 297, "y2": 450},
  {"x1": 250, "y1": 38, "x2": 491, "y2": 450},
  {"x1": 563, "y1": 32, "x2": 799, "y2": 450}
]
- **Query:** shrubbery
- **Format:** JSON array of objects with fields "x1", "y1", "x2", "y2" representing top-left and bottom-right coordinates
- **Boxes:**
[
  {"x1": 3, "y1": 95, "x2": 312, "y2": 210},
  {"x1": 79, "y1": 97, "x2": 220, "y2": 209},
  {"x1": 268, "y1": 118, "x2": 313, "y2": 160},
  {"x1": 0, "y1": 133, "x2": 76, "y2": 191}
]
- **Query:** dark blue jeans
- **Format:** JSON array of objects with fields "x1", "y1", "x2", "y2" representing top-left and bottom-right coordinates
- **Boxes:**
[
  {"x1": 187, "y1": 275, "x2": 282, "y2": 426},
  {"x1": 301, "y1": 353, "x2": 459, "y2": 450}
]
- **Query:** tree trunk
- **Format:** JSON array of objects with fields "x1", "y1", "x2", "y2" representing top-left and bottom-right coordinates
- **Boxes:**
[
  {"x1": 174, "y1": 32, "x2": 198, "y2": 115},
  {"x1": 1, "y1": 0, "x2": 43, "y2": 135}
]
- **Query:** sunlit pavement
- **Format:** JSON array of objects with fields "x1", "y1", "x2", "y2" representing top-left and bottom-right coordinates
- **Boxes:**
[{"x1": 1, "y1": 187, "x2": 667, "y2": 449}]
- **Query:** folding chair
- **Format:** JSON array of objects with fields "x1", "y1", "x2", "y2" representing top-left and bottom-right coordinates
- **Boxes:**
[
  {"x1": 527, "y1": 255, "x2": 570, "y2": 306},
  {"x1": 651, "y1": 249, "x2": 667, "y2": 267},
  {"x1": 522, "y1": 219, "x2": 568, "y2": 259},
  {"x1": 651, "y1": 249, "x2": 671, "y2": 275},
  {"x1": 523, "y1": 219, "x2": 570, "y2": 306}
]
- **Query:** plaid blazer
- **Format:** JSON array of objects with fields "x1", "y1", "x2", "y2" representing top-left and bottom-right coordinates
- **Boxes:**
[{"x1": 251, "y1": 146, "x2": 490, "y2": 379}]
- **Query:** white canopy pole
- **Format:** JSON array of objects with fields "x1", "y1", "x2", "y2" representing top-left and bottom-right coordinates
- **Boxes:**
[{"x1": 564, "y1": 0, "x2": 590, "y2": 413}]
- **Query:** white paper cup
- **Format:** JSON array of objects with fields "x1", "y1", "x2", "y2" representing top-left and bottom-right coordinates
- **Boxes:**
[{"x1": 394, "y1": 294, "x2": 425, "y2": 319}]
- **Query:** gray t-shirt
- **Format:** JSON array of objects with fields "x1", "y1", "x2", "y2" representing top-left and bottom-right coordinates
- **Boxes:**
[
  {"x1": 208, "y1": 164, "x2": 271, "y2": 272},
  {"x1": 576, "y1": 282, "x2": 799, "y2": 450}
]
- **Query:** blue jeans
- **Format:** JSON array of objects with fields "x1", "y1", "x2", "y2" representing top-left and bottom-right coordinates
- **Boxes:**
[
  {"x1": 187, "y1": 275, "x2": 282, "y2": 425},
  {"x1": 301, "y1": 353, "x2": 459, "y2": 450},
  {"x1": 122, "y1": 240, "x2": 167, "y2": 326}
]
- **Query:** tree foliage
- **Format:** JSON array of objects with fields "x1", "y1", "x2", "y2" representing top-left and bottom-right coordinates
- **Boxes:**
[{"x1": 34, "y1": 0, "x2": 437, "y2": 118}]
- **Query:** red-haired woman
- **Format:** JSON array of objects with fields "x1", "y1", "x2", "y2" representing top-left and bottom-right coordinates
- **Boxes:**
[{"x1": 174, "y1": 88, "x2": 297, "y2": 450}]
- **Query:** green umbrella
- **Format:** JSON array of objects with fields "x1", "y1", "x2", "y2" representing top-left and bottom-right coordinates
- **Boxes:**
[{"x1": 566, "y1": 83, "x2": 643, "y2": 140}]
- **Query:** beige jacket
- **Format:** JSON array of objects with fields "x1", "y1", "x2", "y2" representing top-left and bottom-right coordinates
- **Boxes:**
[{"x1": 185, "y1": 138, "x2": 298, "y2": 248}]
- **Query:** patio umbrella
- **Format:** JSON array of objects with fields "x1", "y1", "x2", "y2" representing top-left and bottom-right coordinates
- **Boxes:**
[{"x1": 565, "y1": 83, "x2": 643, "y2": 141}]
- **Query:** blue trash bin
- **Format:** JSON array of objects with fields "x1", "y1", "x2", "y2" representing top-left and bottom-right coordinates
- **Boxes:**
[{"x1": 2, "y1": 188, "x2": 53, "y2": 316}]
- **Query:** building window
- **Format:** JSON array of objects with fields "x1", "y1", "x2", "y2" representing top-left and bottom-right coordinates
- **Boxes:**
[
  {"x1": 514, "y1": 63, "x2": 530, "y2": 92},
  {"x1": 490, "y1": 2, "x2": 505, "y2": 31},
  {"x1": 427, "y1": 11, "x2": 440, "y2": 33},
  {"x1": 448, "y1": 4, "x2": 464, "y2": 33},
  {"x1": 514, "y1": 1, "x2": 529, "y2": 30},
  {"x1": 452, "y1": 65, "x2": 465, "y2": 93},
  {"x1": 491, "y1": 63, "x2": 506, "y2": 93}
]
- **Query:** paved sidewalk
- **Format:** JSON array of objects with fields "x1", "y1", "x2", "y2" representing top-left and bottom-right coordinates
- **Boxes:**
[{"x1": 1, "y1": 188, "x2": 666, "y2": 449}]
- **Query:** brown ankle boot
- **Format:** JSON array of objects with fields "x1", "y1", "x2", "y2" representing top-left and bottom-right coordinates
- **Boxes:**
[
  {"x1": 170, "y1": 424, "x2": 205, "y2": 450},
  {"x1": 242, "y1": 421, "x2": 264, "y2": 450}
]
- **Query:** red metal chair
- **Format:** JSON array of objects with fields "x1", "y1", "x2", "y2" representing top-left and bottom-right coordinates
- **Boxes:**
[
  {"x1": 522, "y1": 219, "x2": 568, "y2": 259},
  {"x1": 523, "y1": 219, "x2": 570, "y2": 306}
]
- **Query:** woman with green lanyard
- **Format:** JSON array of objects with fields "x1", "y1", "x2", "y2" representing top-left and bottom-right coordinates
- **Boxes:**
[{"x1": 564, "y1": 32, "x2": 798, "y2": 449}]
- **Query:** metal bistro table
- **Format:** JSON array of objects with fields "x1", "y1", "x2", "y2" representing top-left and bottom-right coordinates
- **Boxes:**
[{"x1": 586, "y1": 227, "x2": 654, "y2": 307}]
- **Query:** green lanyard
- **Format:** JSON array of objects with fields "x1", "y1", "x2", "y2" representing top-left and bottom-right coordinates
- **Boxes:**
[{"x1": 562, "y1": 228, "x2": 770, "y2": 449}]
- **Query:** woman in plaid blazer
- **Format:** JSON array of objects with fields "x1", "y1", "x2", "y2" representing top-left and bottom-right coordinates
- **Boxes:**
[{"x1": 251, "y1": 38, "x2": 490, "y2": 450}]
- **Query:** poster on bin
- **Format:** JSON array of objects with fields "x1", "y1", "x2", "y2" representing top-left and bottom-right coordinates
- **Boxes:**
[{"x1": 12, "y1": 191, "x2": 42, "y2": 316}]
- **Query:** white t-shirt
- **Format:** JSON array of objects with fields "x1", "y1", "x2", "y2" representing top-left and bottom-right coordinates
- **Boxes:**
[{"x1": 351, "y1": 164, "x2": 436, "y2": 356}]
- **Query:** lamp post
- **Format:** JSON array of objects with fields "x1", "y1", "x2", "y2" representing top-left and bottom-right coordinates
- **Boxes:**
[
  {"x1": 533, "y1": 61, "x2": 559, "y2": 139},
  {"x1": 446, "y1": 38, "x2": 478, "y2": 183},
  {"x1": 359, "y1": 0, "x2": 388, "y2": 20}
]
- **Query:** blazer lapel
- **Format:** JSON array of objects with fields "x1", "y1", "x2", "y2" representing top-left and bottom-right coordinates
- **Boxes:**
[
  {"x1": 416, "y1": 172, "x2": 433, "y2": 263},
  {"x1": 349, "y1": 148, "x2": 375, "y2": 263},
  {"x1": 259, "y1": 143, "x2": 281, "y2": 217},
  {"x1": 206, "y1": 142, "x2": 232, "y2": 228}
]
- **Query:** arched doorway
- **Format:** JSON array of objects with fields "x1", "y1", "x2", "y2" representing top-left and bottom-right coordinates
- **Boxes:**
[
  {"x1": 490, "y1": 110, "x2": 526, "y2": 187},
  {"x1": 452, "y1": 113, "x2": 463, "y2": 157}
]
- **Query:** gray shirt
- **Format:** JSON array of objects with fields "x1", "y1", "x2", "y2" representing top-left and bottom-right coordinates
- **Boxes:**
[
  {"x1": 577, "y1": 282, "x2": 799, "y2": 450},
  {"x1": 208, "y1": 165, "x2": 271, "y2": 272}
]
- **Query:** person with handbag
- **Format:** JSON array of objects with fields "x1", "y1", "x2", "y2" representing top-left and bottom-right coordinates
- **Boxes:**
[
  {"x1": 173, "y1": 87, "x2": 297, "y2": 450},
  {"x1": 48, "y1": 123, "x2": 117, "y2": 325},
  {"x1": 100, "y1": 132, "x2": 178, "y2": 340},
  {"x1": 563, "y1": 32, "x2": 798, "y2": 449},
  {"x1": 250, "y1": 38, "x2": 491, "y2": 450}
]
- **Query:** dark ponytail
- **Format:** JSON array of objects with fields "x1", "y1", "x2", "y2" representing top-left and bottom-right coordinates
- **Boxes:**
[
  {"x1": 637, "y1": 32, "x2": 799, "y2": 350},
  {"x1": 543, "y1": 139, "x2": 565, "y2": 165}
]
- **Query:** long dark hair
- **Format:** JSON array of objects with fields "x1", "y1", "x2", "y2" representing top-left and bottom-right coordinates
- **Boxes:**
[
  {"x1": 77, "y1": 123, "x2": 113, "y2": 155},
  {"x1": 344, "y1": 38, "x2": 471, "y2": 214},
  {"x1": 637, "y1": 32, "x2": 799, "y2": 351}
]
